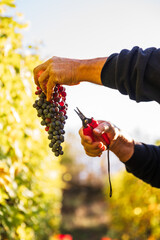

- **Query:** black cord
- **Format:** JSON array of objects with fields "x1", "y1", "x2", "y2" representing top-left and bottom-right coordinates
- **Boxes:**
[{"x1": 107, "y1": 148, "x2": 112, "y2": 197}]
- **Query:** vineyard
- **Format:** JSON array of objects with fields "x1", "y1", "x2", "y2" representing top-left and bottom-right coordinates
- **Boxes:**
[
  {"x1": 0, "y1": 1, "x2": 160, "y2": 240},
  {"x1": 0, "y1": 0, "x2": 63, "y2": 238}
]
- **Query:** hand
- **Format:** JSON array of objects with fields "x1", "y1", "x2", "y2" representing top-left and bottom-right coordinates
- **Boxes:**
[
  {"x1": 79, "y1": 120, "x2": 134, "y2": 162},
  {"x1": 33, "y1": 57, "x2": 81, "y2": 101},
  {"x1": 79, "y1": 121, "x2": 117, "y2": 157},
  {"x1": 33, "y1": 57, "x2": 107, "y2": 101}
]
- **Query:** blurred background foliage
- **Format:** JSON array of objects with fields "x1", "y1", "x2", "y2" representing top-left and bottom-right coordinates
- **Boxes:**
[
  {"x1": 61, "y1": 139, "x2": 160, "y2": 240},
  {"x1": 0, "y1": 0, "x2": 63, "y2": 239},
  {"x1": 105, "y1": 171, "x2": 160, "y2": 240},
  {"x1": 0, "y1": 0, "x2": 160, "y2": 240}
]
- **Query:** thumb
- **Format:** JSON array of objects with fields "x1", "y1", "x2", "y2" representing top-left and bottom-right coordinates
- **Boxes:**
[{"x1": 93, "y1": 122, "x2": 110, "y2": 137}]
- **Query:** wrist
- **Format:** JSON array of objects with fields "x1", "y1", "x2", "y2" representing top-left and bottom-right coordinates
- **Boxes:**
[
  {"x1": 76, "y1": 58, "x2": 107, "y2": 85},
  {"x1": 109, "y1": 130, "x2": 135, "y2": 163}
]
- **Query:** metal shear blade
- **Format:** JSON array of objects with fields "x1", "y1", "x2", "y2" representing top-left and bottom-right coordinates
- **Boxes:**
[
  {"x1": 74, "y1": 107, "x2": 86, "y2": 121},
  {"x1": 74, "y1": 107, "x2": 92, "y2": 128}
]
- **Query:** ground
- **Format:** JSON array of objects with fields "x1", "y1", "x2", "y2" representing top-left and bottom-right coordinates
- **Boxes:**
[{"x1": 60, "y1": 183, "x2": 109, "y2": 240}]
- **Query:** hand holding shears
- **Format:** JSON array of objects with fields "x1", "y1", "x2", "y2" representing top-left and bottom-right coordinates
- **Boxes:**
[
  {"x1": 74, "y1": 107, "x2": 110, "y2": 156},
  {"x1": 75, "y1": 107, "x2": 112, "y2": 197}
]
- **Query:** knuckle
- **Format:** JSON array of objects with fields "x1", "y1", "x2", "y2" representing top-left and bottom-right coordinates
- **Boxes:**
[
  {"x1": 50, "y1": 56, "x2": 57, "y2": 64},
  {"x1": 49, "y1": 57, "x2": 54, "y2": 64},
  {"x1": 107, "y1": 121, "x2": 112, "y2": 128},
  {"x1": 102, "y1": 121, "x2": 109, "y2": 128},
  {"x1": 33, "y1": 67, "x2": 38, "y2": 76},
  {"x1": 49, "y1": 62, "x2": 54, "y2": 71},
  {"x1": 100, "y1": 122, "x2": 110, "y2": 133}
]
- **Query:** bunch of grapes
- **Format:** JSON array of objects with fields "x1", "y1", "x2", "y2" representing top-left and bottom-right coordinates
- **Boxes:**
[{"x1": 33, "y1": 84, "x2": 68, "y2": 157}]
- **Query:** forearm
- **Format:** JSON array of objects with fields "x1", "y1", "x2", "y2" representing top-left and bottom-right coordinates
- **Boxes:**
[{"x1": 77, "y1": 57, "x2": 107, "y2": 85}]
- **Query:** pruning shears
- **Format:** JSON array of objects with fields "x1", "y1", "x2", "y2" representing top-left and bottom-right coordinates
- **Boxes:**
[
  {"x1": 74, "y1": 107, "x2": 110, "y2": 147},
  {"x1": 74, "y1": 107, "x2": 112, "y2": 197}
]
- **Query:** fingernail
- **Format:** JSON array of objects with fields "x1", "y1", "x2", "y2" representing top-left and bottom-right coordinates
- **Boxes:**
[
  {"x1": 102, "y1": 146, "x2": 106, "y2": 151},
  {"x1": 98, "y1": 143, "x2": 103, "y2": 148}
]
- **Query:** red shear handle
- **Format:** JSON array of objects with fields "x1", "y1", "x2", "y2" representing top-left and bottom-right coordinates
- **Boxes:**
[
  {"x1": 83, "y1": 119, "x2": 110, "y2": 146},
  {"x1": 83, "y1": 126, "x2": 96, "y2": 142},
  {"x1": 90, "y1": 119, "x2": 110, "y2": 146},
  {"x1": 101, "y1": 133, "x2": 110, "y2": 146}
]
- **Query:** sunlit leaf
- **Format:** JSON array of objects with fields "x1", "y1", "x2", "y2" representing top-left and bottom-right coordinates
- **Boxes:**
[{"x1": 0, "y1": 0, "x2": 63, "y2": 239}]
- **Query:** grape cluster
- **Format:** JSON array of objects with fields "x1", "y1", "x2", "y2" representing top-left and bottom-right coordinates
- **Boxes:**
[{"x1": 33, "y1": 84, "x2": 68, "y2": 157}]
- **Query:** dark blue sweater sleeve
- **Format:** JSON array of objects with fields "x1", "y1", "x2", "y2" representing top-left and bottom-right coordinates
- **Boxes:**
[
  {"x1": 101, "y1": 46, "x2": 160, "y2": 103},
  {"x1": 101, "y1": 46, "x2": 160, "y2": 187},
  {"x1": 125, "y1": 144, "x2": 160, "y2": 188}
]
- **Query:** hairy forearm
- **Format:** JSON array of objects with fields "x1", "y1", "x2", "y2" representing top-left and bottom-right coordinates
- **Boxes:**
[
  {"x1": 77, "y1": 57, "x2": 107, "y2": 85},
  {"x1": 34, "y1": 56, "x2": 108, "y2": 101}
]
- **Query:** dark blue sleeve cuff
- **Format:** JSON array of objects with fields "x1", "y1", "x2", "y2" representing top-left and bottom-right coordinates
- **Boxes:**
[
  {"x1": 124, "y1": 143, "x2": 160, "y2": 188},
  {"x1": 125, "y1": 143, "x2": 148, "y2": 171}
]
